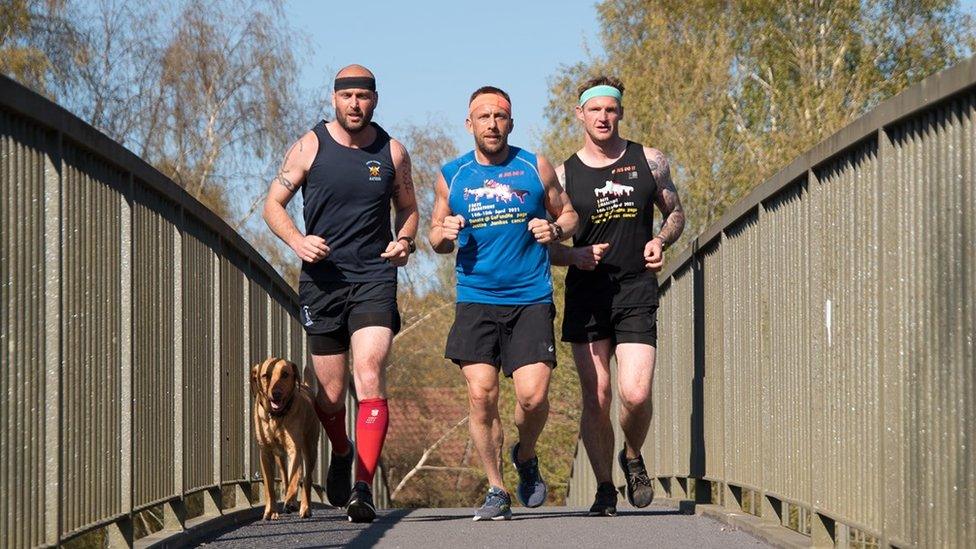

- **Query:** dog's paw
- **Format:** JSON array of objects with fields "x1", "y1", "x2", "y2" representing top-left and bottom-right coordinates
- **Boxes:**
[
  {"x1": 299, "y1": 505, "x2": 310, "y2": 519},
  {"x1": 262, "y1": 510, "x2": 280, "y2": 521}
]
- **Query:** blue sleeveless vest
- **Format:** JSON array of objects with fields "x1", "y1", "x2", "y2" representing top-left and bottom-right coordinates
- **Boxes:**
[{"x1": 442, "y1": 147, "x2": 552, "y2": 304}]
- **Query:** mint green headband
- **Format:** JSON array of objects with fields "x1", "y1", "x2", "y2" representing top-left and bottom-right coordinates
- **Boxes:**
[{"x1": 578, "y1": 84, "x2": 622, "y2": 107}]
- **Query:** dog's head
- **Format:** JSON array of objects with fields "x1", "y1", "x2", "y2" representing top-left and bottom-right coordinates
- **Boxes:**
[{"x1": 250, "y1": 357, "x2": 300, "y2": 413}]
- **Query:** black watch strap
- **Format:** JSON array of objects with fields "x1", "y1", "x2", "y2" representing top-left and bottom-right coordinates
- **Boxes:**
[{"x1": 397, "y1": 236, "x2": 416, "y2": 253}]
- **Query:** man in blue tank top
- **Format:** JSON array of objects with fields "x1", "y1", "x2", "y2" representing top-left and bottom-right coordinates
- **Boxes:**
[
  {"x1": 263, "y1": 65, "x2": 418, "y2": 523},
  {"x1": 550, "y1": 75, "x2": 686, "y2": 516},
  {"x1": 429, "y1": 86, "x2": 578, "y2": 521}
]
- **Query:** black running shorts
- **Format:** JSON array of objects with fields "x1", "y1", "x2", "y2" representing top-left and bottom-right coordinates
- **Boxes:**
[
  {"x1": 299, "y1": 280, "x2": 400, "y2": 355},
  {"x1": 445, "y1": 302, "x2": 557, "y2": 377},
  {"x1": 561, "y1": 305, "x2": 658, "y2": 347}
]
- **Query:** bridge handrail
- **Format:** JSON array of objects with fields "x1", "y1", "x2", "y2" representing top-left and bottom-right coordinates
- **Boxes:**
[
  {"x1": 1, "y1": 74, "x2": 389, "y2": 548},
  {"x1": 567, "y1": 55, "x2": 976, "y2": 548}
]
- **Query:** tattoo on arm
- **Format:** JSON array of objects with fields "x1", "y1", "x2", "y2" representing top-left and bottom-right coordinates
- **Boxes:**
[
  {"x1": 648, "y1": 149, "x2": 686, "y2": 248},
  {"x1": 274, "y1": 173, "x2": 297, "y2": 192},
  {"x1": 273, "y1": 137, "x2": 306, "y2": 193}
]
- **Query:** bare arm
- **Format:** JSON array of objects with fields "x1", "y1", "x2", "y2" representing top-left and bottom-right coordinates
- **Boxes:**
[
  {"x1": 380, "y1": 139, "x2": 420, "y2": 266},
  {"x1": 262, "y1": 131, "x2": 326, "y2": 262},
  {"x1": 643, "y1": 147, "x2": 686, "y2": 271},
  {"x1": 646, "y1": 147, "x2": 685, "y2": 249},
  {"x1": 427, "y1": 172, "x2": 462, "y2": 254},
  {"x1": 528, "y1": 155, "x2": 578, "y2": 244}
]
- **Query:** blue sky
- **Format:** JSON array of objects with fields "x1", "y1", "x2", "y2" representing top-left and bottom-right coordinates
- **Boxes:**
[{"x1": 284, "y1": 0, "x2": 603, "y2": 152}]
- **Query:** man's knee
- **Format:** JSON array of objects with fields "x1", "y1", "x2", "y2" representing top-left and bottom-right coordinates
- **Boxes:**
[
  {"x1": 467, "y1": 384, "x2": 499, "y2": 413},
  {"x1": 581, "y1": 385, "x2": 612, "y2": 416},
  {"x1": 619, "y1": 386, "x2": 651, "y2": 412},
  {"x1": 518, "y1": 392, "x2": 549, "y2": 414}
]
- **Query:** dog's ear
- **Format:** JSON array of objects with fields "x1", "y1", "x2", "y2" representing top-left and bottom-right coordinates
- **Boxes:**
[
  {"x1": 289, "y1": 360, "x2": 301, "y2": 384},
  {"x1": 250, "y1": 361, "x2": 264, "y2": 395}
]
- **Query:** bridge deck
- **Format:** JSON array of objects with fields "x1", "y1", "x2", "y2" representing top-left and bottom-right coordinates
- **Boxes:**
[{"x1": 193, "y1": 502, "x2": 768, "y2": 548}]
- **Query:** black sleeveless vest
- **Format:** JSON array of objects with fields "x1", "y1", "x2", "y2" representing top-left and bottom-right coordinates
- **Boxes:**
[
  {"x1": 300, "y1": 121, "x2": 396, "y2": 282},
  {"x1": 563, "y1": 140, "x2": 658, "y2": 308}
]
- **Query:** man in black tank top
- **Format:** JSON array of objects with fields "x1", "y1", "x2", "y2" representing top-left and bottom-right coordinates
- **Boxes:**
[
  {"x1": 549, "y1": 75, "x2": 686, "y2": 516},
  {"x1": 262, "y1": 65, "x2": 418, "y2": 523}
]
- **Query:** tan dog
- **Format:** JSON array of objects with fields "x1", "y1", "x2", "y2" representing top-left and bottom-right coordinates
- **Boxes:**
[{"x1": 251, "y1": 357, "x2": 320, "y2": 520}]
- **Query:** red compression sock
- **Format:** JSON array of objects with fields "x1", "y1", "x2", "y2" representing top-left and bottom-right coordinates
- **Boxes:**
[
  {"x1": 313, "y1": 402, "x2": 350, "y2": 456},
  {"x1": 355, "y1": 398, "x2": 389, "y2": 484}
]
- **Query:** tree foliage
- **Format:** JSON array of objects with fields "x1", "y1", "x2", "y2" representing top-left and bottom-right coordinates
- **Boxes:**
[{"x1": 542, "y1": 0, "x2": 975, "y2": 249}]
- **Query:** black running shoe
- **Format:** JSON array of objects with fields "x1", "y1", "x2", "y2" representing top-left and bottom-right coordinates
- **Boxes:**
[
  {"x1": 326, "y1": 440, "x2": 354, "y2": 507},
  {"x1": 588, "y1": 481, "x2": 618, "y2": 516},
  {"x1": 618, "y1": 449, "x2": 654, "y2": 508},
  {"x1": 346, "y1": 481, "x2": 376, "y2": 523}
]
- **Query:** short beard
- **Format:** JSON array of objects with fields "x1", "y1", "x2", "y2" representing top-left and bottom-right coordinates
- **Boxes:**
[
  {"x1": 475, "y1": 133, "x2": 506, "y2": 157},
  {"x1": 336, "y1": 109, "x2": 373, "y2": 133}
]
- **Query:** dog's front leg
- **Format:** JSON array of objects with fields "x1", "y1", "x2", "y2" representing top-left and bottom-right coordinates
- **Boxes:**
[
  {"x1": 259, "y1": 448, "x2": 280, "y2": 520},
  {"x1": 284, "y1": 451, "x2": 306, "y2": 517}
]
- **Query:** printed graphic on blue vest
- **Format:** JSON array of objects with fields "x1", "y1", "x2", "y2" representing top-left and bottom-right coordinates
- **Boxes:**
[
  {"x1": 590, "y1": 164, "x2": 639, "y2": 224},
  {"x1": 462, "y1": 178, "x2": 531, "y2": 229}
]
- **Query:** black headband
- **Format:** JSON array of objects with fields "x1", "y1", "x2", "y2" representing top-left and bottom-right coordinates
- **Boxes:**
[{"x1": 334, "y1": 76, "x2": 376, "y2": 91}]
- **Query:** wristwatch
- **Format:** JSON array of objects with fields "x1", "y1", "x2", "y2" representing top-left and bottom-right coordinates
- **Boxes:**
[
  {"x1": 549, "y1": 222, "x2": 564, "y2": 240},
  {"x1": 397, "y1": 236, "x2": 416, "y2": 253}
]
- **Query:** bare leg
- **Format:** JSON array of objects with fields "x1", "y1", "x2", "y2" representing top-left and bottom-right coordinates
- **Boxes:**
[
  {"x1": 511, "y1": 362, "x2": 552, "y2": 462},
  {"x1": 349, "y1": 326, "x2": 393, "y2": 399},
  {"x1": 573, "y1": 339, "x2": 615, "y2": 483},
  {"x1": 462, "y1": 362, "x2": 506, "y2": 491},
  {"x1": 615, "y1": 343, "x2": 656, "y2": 458},
  {"x1": 311, "y1": 352, "x2": 348, "y2": 414}
]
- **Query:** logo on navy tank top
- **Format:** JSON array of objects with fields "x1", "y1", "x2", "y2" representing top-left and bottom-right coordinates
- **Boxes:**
[{"x1": 366, "y1": 160, "x2": 382, "y2": 181}]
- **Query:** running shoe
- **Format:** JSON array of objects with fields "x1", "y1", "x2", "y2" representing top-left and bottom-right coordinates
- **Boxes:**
[
  {"x1": 618, "y1": 449, "x2": 654, "y2": 508},
  {"x1": 472, "y1": 487, "x2": 513, "y2": 521},
  {"x1": 588, "y1": 481, "x2": 618, "y2": 516},
  {"x1": 510, "y1": 442, "x2": 548, "y2": 508},
  {"x1": 326, "y1": 439, "x2": 354, "y2": 507},
  {"x1": 346, "y1": 481, "x2": 376, "y2": 523}
]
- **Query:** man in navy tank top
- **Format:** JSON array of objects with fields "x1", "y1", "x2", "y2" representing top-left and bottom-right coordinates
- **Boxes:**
[
  {"x1": 429, "y1": 86, "x2": 578, "y2": 521},
  {"x1": 549, "y1": 76, "x2": 686, "y2": 516},
  {"x1": 262, "y1": 65, "x2": 418, "y2": 523}
]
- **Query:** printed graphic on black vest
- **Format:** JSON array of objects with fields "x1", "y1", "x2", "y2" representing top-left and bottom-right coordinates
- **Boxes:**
[
  {"x1": 462, "y1": 178, "x2": 530, "y2": 229},
  {"x1": 366, "y1": 160, "x2": 382, "y2": 181},
  {"x1": 590, "y1": 164, "x2": 639, "y2": 225}
]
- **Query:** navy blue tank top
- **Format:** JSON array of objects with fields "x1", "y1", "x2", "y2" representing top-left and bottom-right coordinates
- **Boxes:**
[{"x1": 300, "y1": 121, "x2": 396, "y2": 282}]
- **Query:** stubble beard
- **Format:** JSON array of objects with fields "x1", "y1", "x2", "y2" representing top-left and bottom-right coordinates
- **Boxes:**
[
  {"x1": 475, "y1": 133, "x2": 506, "y2": 157},
  {"x1": 336, "y1": 108, "x2": 373, "y2": 133}
]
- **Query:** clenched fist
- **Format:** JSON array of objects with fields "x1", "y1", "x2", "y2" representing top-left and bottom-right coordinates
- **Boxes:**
[
  {"x1": 380, "y1": 240, "x2": 410, "y2": 267},
  {"x1": 441, "y1": 215, "x2": 465, "y2": 241},
  {"x1": 574, "y1": 242, "x2": 610, "y2": 270},
  {"x1": 644, "y1": 237, "x2": 664, "y2": 272},
  {"x1": 528, "y1": 218, "x2": 560, "y2": 244},
  {"x1": 293, "y1": 234, "x2": 330, "y2": 263}
]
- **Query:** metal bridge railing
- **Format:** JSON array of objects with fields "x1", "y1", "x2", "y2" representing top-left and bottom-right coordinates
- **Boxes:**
[
  {"x1": 1, "y1": 74, "x2": 388, "y2": 548},
  {"x1": 566, "y1": 56, "x2": 975, "y2": 548}
]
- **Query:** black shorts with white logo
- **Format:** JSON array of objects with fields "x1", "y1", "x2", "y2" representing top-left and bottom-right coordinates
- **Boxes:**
[
  {"x1": 299, "y1": 279, "x2": 400, "y2": 355},
  {"x1": 445, "y1": 302, "x2": 557, "y2": 377},
  {"x1": 561, "y1": 305, "x2": 658, "y2": 347}
]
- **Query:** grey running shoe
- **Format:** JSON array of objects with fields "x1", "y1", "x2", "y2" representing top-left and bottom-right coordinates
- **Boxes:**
[
  {"x1": 588, "y1": 481, "x2": 618, "y2": 516},
  {"x1": 326, "y1": 440, "x2": 354, "y2": 507},
  {"x1": 510, "y1": 442, "x2": 548, "y2": 508},
  {"x1": 618, "y1": 449, "x2": 654, "y2": 508},
  {"x1": 472, "y1": 487, "x2": 513, "y2": 521},
  {"x1": 346, "y1": 481, "x2": 376, "y2": 523}
]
